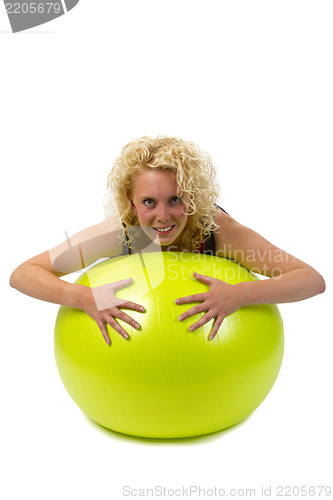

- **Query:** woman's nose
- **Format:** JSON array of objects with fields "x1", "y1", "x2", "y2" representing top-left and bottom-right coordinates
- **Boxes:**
[{"x1": 156, "y1": 204, "x2": 170, "y2": 222}]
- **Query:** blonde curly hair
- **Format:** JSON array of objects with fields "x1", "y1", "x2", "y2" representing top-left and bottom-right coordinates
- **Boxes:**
[{"x1": 104, "y1": 135, "x2": 220, "y2": 250}]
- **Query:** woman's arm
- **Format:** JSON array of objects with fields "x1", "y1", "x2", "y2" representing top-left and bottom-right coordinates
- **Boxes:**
[
  {"x1": 10, "y1": 220, "x2": 145, "y2": 344},
  {"x1": 10, "y1": 249, "x2": 80, "y2": 307},
  {"x1": 9, "y1": 219, "x2": 122, "y2": 305},
  {"x1": 214, "y1": 212, "x2": 325, "y2": 304},
  {"x1": 176, "y1": 212, "x2": 325, "y2": 339}
]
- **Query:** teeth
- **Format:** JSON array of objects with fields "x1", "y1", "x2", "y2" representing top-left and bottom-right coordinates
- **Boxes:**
[{"x1": 156, "y1": 226, "x2": 172, "y2": 232}]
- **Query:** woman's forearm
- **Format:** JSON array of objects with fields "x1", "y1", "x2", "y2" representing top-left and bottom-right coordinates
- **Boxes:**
[
  {"x1": 9, "y1": 264, "x2": 82, "y2": 308},
  {"x1": 237, "y1": 267, "x2": 326, "y2": 307}
]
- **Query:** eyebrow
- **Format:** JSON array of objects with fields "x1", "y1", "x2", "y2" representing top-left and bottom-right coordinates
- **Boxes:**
[{"x1": 140, "y1": 194, "x2": 180, "y2": 200}]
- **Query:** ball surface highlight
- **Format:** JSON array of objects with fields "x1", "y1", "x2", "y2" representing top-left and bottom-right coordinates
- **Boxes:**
[{"x1": 54, "y1": 252, "x2": 284, "y2": 438}]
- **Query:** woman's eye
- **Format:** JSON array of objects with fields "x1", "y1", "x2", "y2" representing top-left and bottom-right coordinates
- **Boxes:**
[{"x1": 143, "y1": 198, "x2": 181, "y2": 207}]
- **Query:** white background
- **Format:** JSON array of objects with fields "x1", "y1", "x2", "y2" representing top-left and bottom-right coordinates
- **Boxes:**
[{"x1": 1, "y1": 1, "x2": 332, "y2": 499}]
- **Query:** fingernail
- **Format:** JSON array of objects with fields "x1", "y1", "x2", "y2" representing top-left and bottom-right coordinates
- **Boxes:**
[
  {"x1": 124, "y1": 333, "x2": 129, "y2": 339},
  {"x1": 134, "y1": 323, "x2": 140, "y2": 329},
  {"x1": 209, "y1": 334, "x2": 214, "y2": 340},
  {"x1": 106, "y1": 339, "x2": 111, "y2": 345},
  {"x1": 189, "y1": 326, "x2": 194, "y2": 332},
  {"x1": 178, "y1": 315, "x2": 184, "y2": 321},
  {"x1": 175, "y1": 299, "x2": 180, "y2": 304},
  {"x1": 139, "y1": 306, "x2": 145, "y2": 312}
]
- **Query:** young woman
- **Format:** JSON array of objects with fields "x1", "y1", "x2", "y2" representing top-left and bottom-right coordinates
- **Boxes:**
[{"x1": 10, "y1": 136, "x2": 325, "y2": 344}]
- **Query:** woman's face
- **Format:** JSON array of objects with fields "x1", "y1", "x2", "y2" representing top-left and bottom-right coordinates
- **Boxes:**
[{"x1": 129, "y1": 169, "x2": 188, "y2": 247}]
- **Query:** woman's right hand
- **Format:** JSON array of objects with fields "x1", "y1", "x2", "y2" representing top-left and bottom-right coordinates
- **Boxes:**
[{"x1": 75, "y1": 278, "x2": 145, "y2": 345}]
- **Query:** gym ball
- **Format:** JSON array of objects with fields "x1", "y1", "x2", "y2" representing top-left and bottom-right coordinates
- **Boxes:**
[{"x1": 54, "y1": 251, "x2": 284, "y2": 438}]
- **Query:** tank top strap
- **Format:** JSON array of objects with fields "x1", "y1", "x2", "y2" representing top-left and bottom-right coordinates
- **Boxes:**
[{"x1": 199, "y1": 205, "x2": 229, "y2": 255}]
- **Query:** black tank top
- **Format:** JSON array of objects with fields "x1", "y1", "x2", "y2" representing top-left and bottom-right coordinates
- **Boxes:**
[{"x1": 199, "y1": 205, "x2": 228, "y2": 255}]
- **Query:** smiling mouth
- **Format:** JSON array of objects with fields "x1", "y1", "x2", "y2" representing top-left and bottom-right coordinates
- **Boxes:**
[{"x1": 153, "y1": 225, "x2": 175, "y2": 235}]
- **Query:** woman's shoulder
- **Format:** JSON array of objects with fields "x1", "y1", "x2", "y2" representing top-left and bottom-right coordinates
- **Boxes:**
[
  {"x1": 214, "y1": 206, "x2": 237, "y2": 230},
  {"x1": 49, "y1": 219, "x2": 126, "y2": 274},
  {"x1": 213, "y1": 208, "x2": 244, "y2": 248}
]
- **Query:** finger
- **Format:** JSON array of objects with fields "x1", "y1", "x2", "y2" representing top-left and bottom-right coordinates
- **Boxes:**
[
  {"x1": 116, "y1": 300, "x2": 145, "y2": 313},
  {"x1": 178, "y1": 304, "x2": 206, "y2": 321},
  {"x1": 106, "y1": 317, "x2": 130, "y2": 340},
  {"x1": 193, "y1": 272, "x2": 213, "y2": 283},
  {"x1": 96, "y1": 320, "x2": 111, "y2": 345},
  {"x1": 175, "y1": 293, "x2": 207, "y2": 305},
  {"x1": 111, "y1": 278, "x2": 133, "y2": 292},
  {"x1": 112, "y1": 310, "x2": 141, "y2": 331},
  {"x1": 188, "y1": 312, "x2": 215, "y2": 332},
  {"x1": 209, "y1": 318, "x2": 224, "y2": 340}
]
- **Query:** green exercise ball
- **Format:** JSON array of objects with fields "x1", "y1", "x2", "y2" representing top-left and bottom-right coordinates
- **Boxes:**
[{"x1": 54, "y1": 252, "x2": 284, "y2": 438}]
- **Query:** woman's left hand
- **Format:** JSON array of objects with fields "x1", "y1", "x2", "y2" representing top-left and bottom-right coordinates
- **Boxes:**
[{"x1": 175, "y1": 272, "x2": 242, "y2": 340}]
